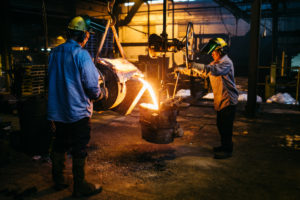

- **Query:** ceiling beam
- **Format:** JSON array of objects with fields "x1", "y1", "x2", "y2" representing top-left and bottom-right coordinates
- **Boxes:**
[
  {"x1": 118, "y1": 0, "x2": 145, "y2": 26},
  {"x1": 213, "y1": 0, "x2": 250, "y2": 23}
]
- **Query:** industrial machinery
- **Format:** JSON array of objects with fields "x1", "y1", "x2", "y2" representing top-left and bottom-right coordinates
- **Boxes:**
[
  {"x1": 90, "y1": 1, "x2": 148, "y2": 115},
  {"x1": 141, "y1": 20, "x2": 195, "y2": 143},
  {"x1": 94, "y1": 57, "x2": 144, "y2": 114},
  {"x1": 139, "y1": 0, "x2": 195, "y2": 143},
  {"x1": 148, "y1": 22, "x2": 195, "y2": 68},
  {"x1": 92, "y1": 0, "x2": 193, "y2": 144}
]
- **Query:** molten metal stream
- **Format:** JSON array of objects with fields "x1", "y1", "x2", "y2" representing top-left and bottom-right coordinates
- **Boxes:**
[
  {"x1": 125, "y1": 78, "x2": 159, "y2": 115},
  {"x1": 138, "y1": 78, "x2": 159, "y2": 110}
]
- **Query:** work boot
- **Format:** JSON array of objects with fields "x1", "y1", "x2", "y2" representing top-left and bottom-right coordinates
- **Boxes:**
[
  {"x1": 214, "y1": 151, "x2": 232, "y2": 159},
  {"x1": 72, "y1": 157, "x2": 102, "y2": 197},
  {"x1": 214, "y1": 143, "x2": 233, "y2": 159},
  {"x1": 51, "y1": 152, "x2": 69, "y2": 191},
  {"x1": 213, "y1": 146, "x2": 224, "y2": 152}
]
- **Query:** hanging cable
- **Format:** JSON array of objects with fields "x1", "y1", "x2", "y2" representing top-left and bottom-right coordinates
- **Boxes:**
[
  {"x1": 126, "y1": 25, "x2": 148, "y2": 35},
  {"x1": 263, "y1": 18, "x2": 267, "y2": 37}
]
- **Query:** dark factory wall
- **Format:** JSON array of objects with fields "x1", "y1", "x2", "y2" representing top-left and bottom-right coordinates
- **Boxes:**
[
  {"x1": 230, "y1": 33, "x2": 272, "y2": 76},
  {"x1": 4, "y1": 0, "x2": 77, "y2": 65}
]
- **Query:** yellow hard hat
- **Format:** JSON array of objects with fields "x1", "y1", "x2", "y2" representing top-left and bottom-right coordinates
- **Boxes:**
[
  {"x1": 201, "y1": 37, "x2": 228, "y2": 55},
  {"x1": 214, "y1": 38, "x2": 227, "y2": 51},
  {"x1": 68, "y1": 16, "x2": 87, "y2": 31}
]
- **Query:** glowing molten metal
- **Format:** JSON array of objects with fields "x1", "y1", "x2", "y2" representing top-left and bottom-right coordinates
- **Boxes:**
[
  {"x1": 138, "y1": 78, "x2": 159, "y2": 110},
  {"x1": 126, "y1": 78, "x2": 159, "y2": 115}
]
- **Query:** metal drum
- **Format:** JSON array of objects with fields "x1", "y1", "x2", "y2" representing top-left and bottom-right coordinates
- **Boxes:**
[{"x1": 94, "y1": 58, "x2": 143, "y2": 112}]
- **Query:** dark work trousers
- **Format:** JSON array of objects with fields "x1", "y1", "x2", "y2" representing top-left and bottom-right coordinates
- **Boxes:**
[
  {"x1": 216, "y1": 105, "x2": 236, "y2": 152},
  {"x1": 52, "y1": 117, "x2": 91, "y2": 158}
]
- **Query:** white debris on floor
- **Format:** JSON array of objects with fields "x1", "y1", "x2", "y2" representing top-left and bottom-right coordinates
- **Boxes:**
[
  {"x1": 175, "y1": 90, "x2": 298, "y2": 105},
  {"x1": 202, "y1": 93, "x2": 214, "y2": 100},
  {"x1": 266, "y1": 93, "x2": 298, "y2": 105},
  {"x1": 176, "y1": 89, "x2": 191, "y2": 97},
  {"x1": 238, "y1": 93, "x2": 263, "y2": 103},
  {"x1": 202, "y1": 92, "x2": 263, "y2": 103}
]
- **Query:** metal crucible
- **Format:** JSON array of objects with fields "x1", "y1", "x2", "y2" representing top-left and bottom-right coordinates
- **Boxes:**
[{"x1": 139, "y1": 98, "x2": 183, "y2": 144}]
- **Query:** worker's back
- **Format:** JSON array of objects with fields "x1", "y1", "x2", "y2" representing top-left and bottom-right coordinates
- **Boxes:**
[{"x1": 47, "y1": 39, "x2": 100, "y2": 123}]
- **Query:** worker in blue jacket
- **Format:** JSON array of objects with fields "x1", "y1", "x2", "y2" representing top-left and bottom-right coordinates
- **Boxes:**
[
  {"x1": 192, "y1": 38, "x2": 239, "y2": 159},
  {"x1": 48, "y1": 16, "x2": 106, "y2": 197}
]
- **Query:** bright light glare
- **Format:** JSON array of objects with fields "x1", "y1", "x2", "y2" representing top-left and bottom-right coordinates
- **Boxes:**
[
  {"x1": 125, "y1": 78, "x2": 159, "y2": 115},
  {"x1": 126, "y1": 85, "x2": 147, "y2": 115},
  {"x1": 138, "y1": 78, "x2": 159, "y2": 110},
  {"x1": 125, "y1": 2, "x2": 134, "y2": 6}
]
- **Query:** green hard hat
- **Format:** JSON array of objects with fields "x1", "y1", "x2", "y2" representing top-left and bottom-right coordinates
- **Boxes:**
[{"x1": 201, "y1": 37, "x2": 228, "y2": 55}]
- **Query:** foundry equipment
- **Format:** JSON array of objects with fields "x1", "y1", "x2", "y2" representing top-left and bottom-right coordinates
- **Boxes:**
[
  {"x1": 92, "y1": 0, "x2": 147, "y2": 115},
  {"x1": 139, "y1": 97, "x2": 183, "y2": 144},
  {"x1": 93, "y1": 57, "x2": 144, "y2": 113},
  {"x1": 148, "y1": 22, "x2": 194, "y2": 69},
  {"x1": 92, "y1": 0, "x2": 189, "y2": 144},
  {"x1": 139, "y1": 0, "x2": 194, "y2": 143}
]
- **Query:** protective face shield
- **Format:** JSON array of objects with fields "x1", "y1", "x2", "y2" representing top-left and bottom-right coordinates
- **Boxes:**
[{"x1": 200, "y1": 38, "x2": 228, "y2": 55}]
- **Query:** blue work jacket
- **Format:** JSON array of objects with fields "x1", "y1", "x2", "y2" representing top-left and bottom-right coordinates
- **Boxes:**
[{"x1": 47, "y1": 39, "x2": 100, "y2": 123}]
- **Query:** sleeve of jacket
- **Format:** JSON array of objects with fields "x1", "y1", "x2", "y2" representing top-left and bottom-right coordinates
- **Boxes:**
[
  {"x1": 79, "y1": 50, "x2": 101, "y2": 100},
  {"x1": 205, "y1": 61, "x2": 231, "y2": 76}
]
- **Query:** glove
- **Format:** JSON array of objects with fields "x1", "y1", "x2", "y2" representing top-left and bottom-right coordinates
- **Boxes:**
[
  {"x1": 100, "y1": 86, "x2": 108, "y2": 100},
  {"x1": 94, "y1": 87, "x2": 108, "y2": 102},
  {"x1": 174, "y1": 67, "x2": 190, "y2": 76},
  {"x1": 191, "y1": 62, "x2": 205, "y2": 71}
]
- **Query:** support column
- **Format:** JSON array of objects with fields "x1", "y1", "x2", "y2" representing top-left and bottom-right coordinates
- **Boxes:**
[
  {"x1": 246, "y1": 0, "x2": 261, "y2": 117},
  {"x1": 0, "y1": 0, "x2": 12, "y2": 92},
  {"x1": 161, "y1": 0, "x2": 168, "y2": 84},
  {"x1": 272, "y1": 0, "x2": 278, "y2": 63},
  {"x1": 42, "y1": 0, "x2": 49, "y2": 96}
]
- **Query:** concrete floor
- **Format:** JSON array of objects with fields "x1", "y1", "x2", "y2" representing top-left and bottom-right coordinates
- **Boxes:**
[{"x1": 0, "y1": 100, "x2": 300, "y2": 200}]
